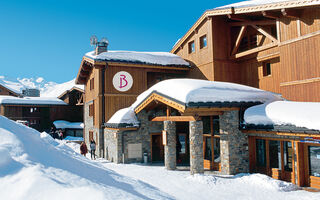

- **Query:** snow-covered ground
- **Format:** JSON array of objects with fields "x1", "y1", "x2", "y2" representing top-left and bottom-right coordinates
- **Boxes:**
[{"x1": 1, "y1": 115, "x2": 320, "y2": 200}]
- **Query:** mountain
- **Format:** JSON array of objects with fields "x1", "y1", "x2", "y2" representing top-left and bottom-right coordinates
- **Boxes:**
[{"x1": 0, "y1": 76, "x2": 84, "y2": 97}]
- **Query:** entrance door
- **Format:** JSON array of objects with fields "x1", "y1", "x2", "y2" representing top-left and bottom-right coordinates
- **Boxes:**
[
  {"x1": 203, "y1": 136, "x2": 220, "y2": 171},
  {"x1": 151, "y1": 134, "x2": 164, "y2": 162}
]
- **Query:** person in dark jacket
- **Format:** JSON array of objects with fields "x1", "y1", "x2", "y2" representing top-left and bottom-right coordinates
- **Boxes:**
[
  {"x1": 90, "y1": 139, "x2": 96, "y2": 160},
  {"x1": 80, "y1": 142, "x2": 88, "y2": 157}
]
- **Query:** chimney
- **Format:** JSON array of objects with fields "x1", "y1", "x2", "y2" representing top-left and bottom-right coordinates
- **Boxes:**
[{"x1": 95, "y1": 37, "x2": 109, "y2": 55}]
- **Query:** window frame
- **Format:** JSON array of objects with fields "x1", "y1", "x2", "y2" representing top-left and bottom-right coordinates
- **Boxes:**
[
  {"x1": 188, "y1": 40, "x2": 195, "y2": 54},
  {"x1": 200, "y1": 35, "x2": 207, "y2": 49}
]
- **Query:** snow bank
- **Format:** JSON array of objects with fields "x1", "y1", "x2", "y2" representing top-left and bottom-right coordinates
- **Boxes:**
[
  {"x1": 0, "y1": 95, "x2": 67, "y2": 105},
  {"x1": 132, "y1": 79, "x2": 282, "y2": 108},
  {"x1": 107, "y1": 107, "x2": 139, "y2": 125},
  {"x1": 244, "y1": 101, "x2": 320, "y2": 130},
  {"x1": 0, "y1": 116, "x2": 172, "y2": 200},
  {"x1": 53, "y1": 120, "x2": 84, "y2": 129},
  {"x1": 85, "y1": 50, "x2": 190, "y2": 66}
]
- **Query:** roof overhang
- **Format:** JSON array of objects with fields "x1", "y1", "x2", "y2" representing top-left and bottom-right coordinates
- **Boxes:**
[
  {"x1": 171, "y1": 0, "x2": 320, "y2": 53},
  {"x1": 57, "y1": 86, "x2": 84, "y2": 99}
]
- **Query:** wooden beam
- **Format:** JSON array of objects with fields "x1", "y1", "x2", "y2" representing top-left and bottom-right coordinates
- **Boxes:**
[
  {"x1": 262, "y1": 11, "x2": 280, "y2": 19},
  {"x1": 82, "y1": 64, "x2": 92, "y2": 71},
  {"x1": 231, "y1": 25, "x2": 247, "y2": 55},
  {"x1": 151, "y1": 116, "x2": 199, "y2": 122},
  {"x1": 185, "y1": 107, "x2": 239, "y2": 113},
  {"x1": 281, "y1": 8, "x2": 301, "y2": 19},
  {"x1": 243, "y1": 130, "x2": 320, "y2": 138},
  {"x1": 232, "y1": 42, "x2": 277, "y2": 59},
  {"x1": 227, "y1": 14, "x2": 247, "y2": 22},
  {"x1": 250, "y1": 25, "x2": 278, "y2": 42},
  {"x1": 183, "y1": 111, "x2": 224, "y2": 116},
  {"x1": 229, "y1": 20, "x2": 276, "y2": 27}
]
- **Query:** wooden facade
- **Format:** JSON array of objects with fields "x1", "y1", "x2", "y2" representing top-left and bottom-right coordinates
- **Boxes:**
[
  {"x1": 172, "y1": 2, "x2": 320, "y2": 102},
  {"x1": 246, "y1": 131, "x2": 320, "y2": 189}
]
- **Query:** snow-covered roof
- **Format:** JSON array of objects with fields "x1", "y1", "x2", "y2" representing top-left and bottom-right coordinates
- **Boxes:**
[
  {"x1": 0, "y1": 96, "x2": 67, "y2": 105},
  {"x1": 215, "y1": 0, "x2": 292, "y2": 10},
  {"x1": 41, "y1": 79, "x2": 84, "y2": 98},
  {"x1": 85, "y1": 51, "x2": 190, "y2": 67},
  {"x1": 106, "y1": 107, "x2": 139, "y2": 125},
  {"x1": 244, "y1": 101, "x2": 320, "y2": 131},
  {"x1": 53, "y1": 120, "x2": 84, "y2": 129},
  {"x1": 132, "y1": 79, "x2": 282, "y2": 108}
]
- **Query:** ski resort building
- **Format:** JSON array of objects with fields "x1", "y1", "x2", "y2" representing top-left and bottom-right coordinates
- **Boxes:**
[
  {"x1": 0, "y1": 84, "x2": 21, "y2": 97},
  {"x1": 75, "y1": 0, "x2": 320, "y2": 190}
]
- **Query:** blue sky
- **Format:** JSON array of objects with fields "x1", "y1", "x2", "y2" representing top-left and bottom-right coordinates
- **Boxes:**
[{"x1": 0, "y1": 0, "x2": 243, "y2": 83}]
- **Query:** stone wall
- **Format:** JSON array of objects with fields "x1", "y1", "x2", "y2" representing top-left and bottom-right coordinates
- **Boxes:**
[
  {"x1": 104, "y1": 129, "x2": 121, "y2": 163},
  {"x1": 84, "y1": 102, "x2": 101, "y2": 156},
  {"x1": 104, "y1": 109, "x2": 163, "y2": 164},
  {"x1": 220, "y1": 110, "x2": 249, "y2": 175}
]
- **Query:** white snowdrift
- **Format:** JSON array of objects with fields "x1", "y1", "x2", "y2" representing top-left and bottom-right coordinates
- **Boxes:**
[
  {"x1": 41, "y1": 79, "x2": 84, "y2": 97},
  {"x1": 0, "y1": 116, "x2": 172, "y2": 200},
  {"x1": 244, "y1": 101, "x2": 320, "y2": 130},
  {"x1": 85, "y1": 50, "x2": 190, "y2": 66}
]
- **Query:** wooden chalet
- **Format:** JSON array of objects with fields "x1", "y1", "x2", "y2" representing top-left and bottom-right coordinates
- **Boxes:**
[
  {"x1": 172, "y1": 0, "x2": 320, "y2": 102},
  {"x1": 75, "y1": 43, "x2": 190, "y2": 157}
]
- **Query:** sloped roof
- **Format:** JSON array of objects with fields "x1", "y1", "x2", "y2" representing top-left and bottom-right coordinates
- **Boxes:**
[
  {"x1": 133, "y1": 79, "x2": 282, "y2": 113},
  {"x1": 0, "y1": 96, "x2": 67, "y2": 106},
  {"x1": 171, "y1": 0, "x2": 320, "y2": 53},
  {"x1": 84, "y1": 51, "x2": 190, "y2": 67},
  {"x1": 244, "y1": 101, "x2": 320, "y2": 131}
]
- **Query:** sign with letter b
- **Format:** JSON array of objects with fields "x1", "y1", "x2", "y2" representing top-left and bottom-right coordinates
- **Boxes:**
[{"x1": 112, "y1": 71, "x2": 133, "y2": 92}]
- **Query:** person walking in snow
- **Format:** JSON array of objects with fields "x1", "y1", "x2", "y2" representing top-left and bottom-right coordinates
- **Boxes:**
[
  {"x1": 90, "y1": 139, "x2": 96, "y2": 160},
  {"x1": 80, "y1": 142, "x2": 88, "y2": 157},
  {"x1": 58, "y1": 130, "x2": 63, "y2": 140}
]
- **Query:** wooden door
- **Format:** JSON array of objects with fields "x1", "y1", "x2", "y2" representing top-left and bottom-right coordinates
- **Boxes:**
[{"x1": 151, "y1": 134, "x2": 164, "y2": 162}]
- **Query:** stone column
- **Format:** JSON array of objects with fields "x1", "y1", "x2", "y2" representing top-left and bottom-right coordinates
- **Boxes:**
[
  {"x1": 164, "y1": 121, "x2": 176, "y2": 170},
  {"x1": 220, "y1": 110, "x2": 249, "y2": 175},
  {"x1": 189, "y1": 121, "x2": 204, "y2": 175}
]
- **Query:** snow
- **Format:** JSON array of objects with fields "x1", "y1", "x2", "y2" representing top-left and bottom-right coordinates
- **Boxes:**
[
  {"x1": 132, "y1": 79, "x2": 282, "y2": 108},
  {"x1": 85, "y1": 50, "x2": 190, "y2": 66},
  {"x1": 41, "y1": 79, "x2": 84, "y2": 97},
  {"x1": 214, "y1": 0, "x2": 317, "y2": 10},
  {"x1": 64, "y1": 136, "x2": 83, "y2": 141},
  {"x1": 0, "y1": 115, "x2": 319, "y2": 200},
  {"x1": 53, "y1": 120, "x2": 84, "y2": 129},
  {"x1": 107, "y1": 107, "x2": 139, "y2": 125},
  {"x1": 0, "y1": 95, "x2": 67, "y2": 105},
  {"x1": 0, "y1": 76, "x2": 83, "y2": 98},
  {"x1": 244, "y1": 101, "x2": 320, "y2": 131}
]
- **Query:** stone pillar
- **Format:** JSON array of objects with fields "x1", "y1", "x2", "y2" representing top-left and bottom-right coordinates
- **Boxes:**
[
  {"x1": 220, "y1": 110, "x2": 249, "y2": 175},
  {"x1": 164, "y1": 121, "x2": 176, "y2": 170},
  {"x1": 189, "y1": 121, "x2": 204, "y2": 175}
]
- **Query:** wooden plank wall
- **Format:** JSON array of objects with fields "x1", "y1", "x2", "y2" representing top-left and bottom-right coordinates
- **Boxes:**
[{"x1": 279, "y1": 34, "x2": 320, "y2": 101}]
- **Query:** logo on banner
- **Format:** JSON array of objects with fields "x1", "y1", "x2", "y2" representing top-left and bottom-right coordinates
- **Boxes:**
[{"x1": 112, "y1": 71, "x2": 133, "y2": 92}]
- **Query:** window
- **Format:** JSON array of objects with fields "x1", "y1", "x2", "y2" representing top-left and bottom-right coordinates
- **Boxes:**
[
  {"x1": 200, "y1": 35, "x2": 207, "y2": 49},
  {"x1": 89, "y1": 103, "x2": 94, "y2": 117},
  {"x1": 263, "y1": 62, "x2": 271, "y2": 76},
  {"x1": 203, "y1": 116, "x2": 220, "y2": 135},
  {"x1": 284, "y1": 141, "x2": 293, "y2": 171},
  {"x1": 256, "y1": 139, "x2": 266, "y2": 167},
  {"x1": 188, "y1": 41, "x2": 195, "y2": 54},
  {"x1": 269, "y1": 140, "x2": 280, "y2": 169},
  {"x1": 90, "y1": 78, "x2": 94, "y2": 90},
  {"x1": 308, "y1": 146, "x2": 320, "y2": 177}
]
